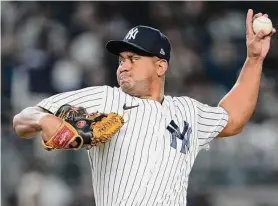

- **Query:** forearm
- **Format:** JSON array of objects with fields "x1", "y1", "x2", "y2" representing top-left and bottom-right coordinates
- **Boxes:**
[
  {"x1": 13, "y1": 106, "x2": 51, "y2": 138},
  {"x1": 13, "y1": 105, "x2": 79, "y2": 148},
  {"x1": 219, "y1": 57, "x2": 263, "y2": 131}
]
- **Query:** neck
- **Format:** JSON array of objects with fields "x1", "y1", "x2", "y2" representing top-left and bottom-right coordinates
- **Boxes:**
[{"x1": 138, "y1": 79, "x2": 164, "y2": 103}]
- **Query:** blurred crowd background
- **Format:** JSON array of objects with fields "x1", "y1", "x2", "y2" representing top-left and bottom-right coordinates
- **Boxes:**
[{"x1": 1, "y1": 1, "x2": 278, "y2": 206}]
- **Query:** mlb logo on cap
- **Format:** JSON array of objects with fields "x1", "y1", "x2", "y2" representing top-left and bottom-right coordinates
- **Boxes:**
[{"x1": 106, "y1": 25, "x2": 171, "y2": 62}]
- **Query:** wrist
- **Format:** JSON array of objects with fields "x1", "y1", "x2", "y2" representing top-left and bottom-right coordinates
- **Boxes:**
[{"x1": 246, "y1": 56, "x2": 264, "y2": 64}]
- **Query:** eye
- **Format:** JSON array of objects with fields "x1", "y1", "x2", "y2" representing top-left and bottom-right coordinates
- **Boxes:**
[
  {"x1": 118, "y1": 57, "x2": 124, "y2": 65},
  {"x1": 130, "y1": 56, "x2": 140, "y2": 62}
]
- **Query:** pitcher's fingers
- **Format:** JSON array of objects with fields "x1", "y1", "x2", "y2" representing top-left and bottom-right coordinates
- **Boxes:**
[
  {"x1": 252, "y1": 13, "x2": 263, "y2": 21},
  {"x1": 255, "y1": 30, "x2": 265, "y2": 41},
  {"x1": 269, "y1": 28, "x2": 276, "y2": 37},
  {"x1": 263, "y1": 14, "x2": 269, "y2": 18},
  {"x1": 246, "y1": 9, "x2": 254, "y2": 38}
]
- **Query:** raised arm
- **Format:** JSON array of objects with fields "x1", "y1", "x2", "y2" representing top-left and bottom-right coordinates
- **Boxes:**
[{"x1": 218, "y1": 9, "x2": 276, "y2": 137}]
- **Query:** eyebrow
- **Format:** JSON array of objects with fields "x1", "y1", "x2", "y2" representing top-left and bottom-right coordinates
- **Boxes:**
[{"x1": 119, "y1": 53, "x2": 139, "y2": 59}]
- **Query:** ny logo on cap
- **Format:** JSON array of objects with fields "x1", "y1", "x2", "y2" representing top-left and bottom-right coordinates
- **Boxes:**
[
  {"x1": 160, "y1": 48, "x2": 165, "y2": 55},
  {"x1": 125, "y1": 28, "x2": 139, "y2": 40}
]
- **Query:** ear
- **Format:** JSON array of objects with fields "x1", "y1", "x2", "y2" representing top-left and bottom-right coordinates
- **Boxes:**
[{"x1": 156, "y1": 59, "x2": 168, "y2": 77}]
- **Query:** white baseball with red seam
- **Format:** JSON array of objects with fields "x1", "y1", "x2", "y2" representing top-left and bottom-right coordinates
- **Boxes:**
[{"x1": 253, "y1": 16, "x2": 273, "y2": 35}]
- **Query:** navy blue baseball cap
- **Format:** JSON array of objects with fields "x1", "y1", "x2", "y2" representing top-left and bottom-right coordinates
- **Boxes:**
[{"x1": 106, "y1": 25, "x2": 171, "y2": 62}]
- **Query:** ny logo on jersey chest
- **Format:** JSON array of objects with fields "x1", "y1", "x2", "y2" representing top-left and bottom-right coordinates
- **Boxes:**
[{"x1": 166, "y1": 120, "x2": 192, "y2": 154}]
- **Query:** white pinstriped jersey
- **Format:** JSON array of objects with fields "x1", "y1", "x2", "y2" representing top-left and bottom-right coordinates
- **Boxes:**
[{"x1": 38, "y1": 85, "x2": 228, "y2": 206}]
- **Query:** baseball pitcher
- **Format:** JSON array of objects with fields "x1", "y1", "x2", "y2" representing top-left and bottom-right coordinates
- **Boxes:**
[{"x1": 13, "y1": 10, "x2": 275, "y2": 206}]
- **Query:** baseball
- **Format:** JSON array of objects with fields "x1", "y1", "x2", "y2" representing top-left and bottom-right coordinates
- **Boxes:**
[{"x1": 253, "y1": 16, "x2": 273, "y2": 35}]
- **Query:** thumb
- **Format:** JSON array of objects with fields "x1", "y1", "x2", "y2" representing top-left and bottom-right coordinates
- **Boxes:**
[{"x1": 254, "y1": 30, "x2": 265, "y2": 41}]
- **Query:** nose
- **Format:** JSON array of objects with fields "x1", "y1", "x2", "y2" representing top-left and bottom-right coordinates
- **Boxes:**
[{"x1": 118, "y1": 60, "x2": 131, "y2": 73}]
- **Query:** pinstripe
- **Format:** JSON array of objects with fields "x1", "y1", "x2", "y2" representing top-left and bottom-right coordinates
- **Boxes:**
[
  {"x1": 48, "y1": 103, "x2": 54, "y2": 113},
  {"x1": 40, "y1": 93, "x2": 60, "y2": 111},
  {"x1": 45, "y1": 101, "x2": 52, "y2": 111},
  {"x1": 136, "y1": 103, "x2": 163, "y2": 206},
  {"x1": 107, "y1": 94, "x2": 127, "y2": 206},
  {"x1": 158, "y1": 98, "x2": 179, "y2": 204},
  {"x1": 182, "y1": 180, "x2": 188, "y2": 204},
  {"x1": 93, "y1": 145, "x2": 97, "y2": 200},
  {"x1": 99, "y1": 88, "x2": 116, "y2": 206},
  {"x1": 40, "y1": 99, "x2": 48, "y2": 108},
  {"x1": 67, "y1": 95, "x2": 103, "y2": 105},
  {"x1": 37, "y1": 87, "x2": 104, "y2": 113},
  {"x1": 181, "y1": 97, "x2": 193, "y2": 174},
  {"x1": 143, "y1": 114, "x2": 165, "y2": 206},
  {"x1": 115, "y1": 102, "x2": 141, "y2": 204},
  {"x1": 37, "y1": 86, "x2": 230, "y2": 206},
  {"x1": 50, "y1": 93, "x2": 63, "y2": 101},
  {"x1": 196, "y1": 106, "x2": 223, "y2": 114},
  {"x1": 150, "y1": 114, "x2": 171, "y2": 205},
  {"x1": 198, "y1": 129, "x2": 223, "y2": 134},
  {"x1": 70, "y1": 98, "x2": 102, "y2": 105},
  {"x1": 88, "y1": 150, "x2": 94, "y2": 172},
  {"x1": 173, "y1": 97, "x2": 192, "y2": 205},
  {"x1": 102, "y1": 89, "x2": 121, "y2": 206},
  {"x1": 171, "y1": 99, "x2": 187, "y2": 205},
  {"x1": 95, "y1": 86, "x2": 109, "y2": 206},
  {"x1": 170, "y1": 98, "x2": 188, "y2": 205},
  {"x1": 52, "y1": 86, "x2": 101, "y2": 103},
  {"x1": 197, "y1": 121, "x2": 225, "y2": 128},
  {"x1": 198, "y1": 114, "x2": 226, "y2": 121},
  {"x1": 111, "y1": 98, "x2": 136, "y2": 204},
  {"x1": 130, "y1": 102, "x2": 161, "y2": 205},
  {"x1": 188, "y1": 98, "x2": 199, "y2": 175},
  {"x1": 180, "y1": 97, "x2": 197, "y2": 204},
  {"x1": 84, "y1": 104, "x2": 102, "y2": 110},
  {"x1": 122, "y1": 100, "x2": 148, "y2": 203},
  {"x1": 197, "y1": 101, "x2": 229, "y2": 147},
  {"x1": 199, "y1": 141, "x2": 214, "y2": 147},
  {"x1": 188, "y1": 97, "x2": 200, "y2": 167}
]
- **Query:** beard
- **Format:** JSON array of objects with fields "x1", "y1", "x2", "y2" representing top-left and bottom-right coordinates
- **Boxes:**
[
  {"x1": 119, "y1": 80, "x2": 150, "y2": 98},
  {"x1": 117, "y1": 72, "x2": 152, "y2": 97},
  {"x1": 120, "y1": 81, "x2": 134, "y2": 94}
]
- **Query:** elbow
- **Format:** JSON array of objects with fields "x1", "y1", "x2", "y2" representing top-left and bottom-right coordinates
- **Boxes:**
[
  {"x1": 219, "y1": 116, "x2": 245, "y2": 137},
  {"x1": 230, "y1": 111, "x2": 251, "y2": 135},
  {"x1": 13, "y1": 106, "x2": 47, "y2": 138},
  {"x1": 12, "y1": 109, "x2": 39, "y2": 138},
  {"x1": 228, "y1": 117, "x2": 245, "y2": 136},
  {"x1": 220, "y1": 125, "x2": 243, "y2": 137},
  {"x1": 13, "y1": 116, "x2": 38, "y2": 138},
  {"x1": 231, "y1": 125, "x2": 244, "y2": 136}
]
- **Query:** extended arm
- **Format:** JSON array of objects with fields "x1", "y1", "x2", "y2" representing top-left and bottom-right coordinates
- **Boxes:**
[
  {"x1": 218, "y1": 58, "x2": 262, "y2": 136},
  {"x1": 217, "y1": 10, "x2": 276, "y2": 137}
]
